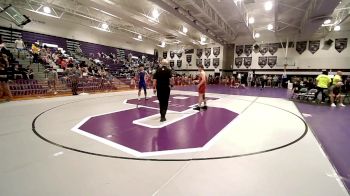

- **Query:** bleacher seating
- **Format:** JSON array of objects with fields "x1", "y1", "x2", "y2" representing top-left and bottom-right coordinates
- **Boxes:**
[
  {"x1": 8, "y1": 80, "x2": 47, "y2": 96},
  {"x1": 22, "y1": 31, "x2": 67, "y2": 50}
]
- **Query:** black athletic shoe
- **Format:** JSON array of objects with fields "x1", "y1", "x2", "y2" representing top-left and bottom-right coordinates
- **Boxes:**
[
  {"x1": 193, "y1": 106, "x2": 201, "y2": 111},
  {"x1": 202, "y1": 106, "x2": 207, "y2": 110},
  {"x1": 160, "y1": 117, "x2": 166, "y2": 122}
]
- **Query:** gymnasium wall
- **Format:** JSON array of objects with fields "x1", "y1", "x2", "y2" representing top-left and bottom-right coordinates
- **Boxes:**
[
  {"x1": 159, "y1": 43, "x2": 224, "y2": 75},
  {"x1": 232, "y1": 32, "x2": 350, "y2": 73},
  {"x1": 0, "y1": 9, "x2": 155, "y2": 55}
]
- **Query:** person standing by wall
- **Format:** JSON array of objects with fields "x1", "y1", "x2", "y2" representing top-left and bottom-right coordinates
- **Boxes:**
[
  {"x1": 314, "y1": 71, "x2": 331, "y2": 103},
  {"x1": 153, "y1": 59, "x2": 172, "y2": 122}
]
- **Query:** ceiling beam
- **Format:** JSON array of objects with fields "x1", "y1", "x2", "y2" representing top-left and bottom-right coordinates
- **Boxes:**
[{"x1": 149, "y1": 0, "x2": 223, "y2": 45}]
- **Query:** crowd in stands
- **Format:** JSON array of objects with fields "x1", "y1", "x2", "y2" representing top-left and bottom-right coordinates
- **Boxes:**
[{"x1": 0, "y1": 36, "x2": 36, "y2": 101}]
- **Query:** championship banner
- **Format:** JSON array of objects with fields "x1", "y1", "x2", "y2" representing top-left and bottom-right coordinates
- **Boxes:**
[
  {"x1": 205, "y1": 48, "x2": 211, "y2": 57},
  {"x1": 170, "y1": 51, "x2": 175, "y2": 59},
  {"x1": 163, "y1": 51, "x2": 167, "y2": 59},
  {"x1": 268, "y1": 56, "x2": 277, "y2": 68},
  {"x1": 185, "y1": 49, "x2": 194, "y2": 54},
  {"x1": 213, "y1": 58, "x2": 220, "y2": 68},
  {"x1": 258, "y1": 56, "x2": 267, "y2": 68},
  {"x1": 244, "y1": 57, "x2": 252, "y2": 68},
  {"x1": 186, "y1": 55, "x2": 192, "y2": 64},
  {"x1": 308, "y1": 40, "x2": 320, "y2": 54},
  {"x1": 176, "y1": 52, "x2": 182, "y2": 58},
  {"x1": 235, "y1": 57, "x2": 243, "y2": 68},
  {"x1": 335, "y1": 38, "x2": 348, "y2": 53},
  {"x1": 204, "y1": 59, "x2": 211, "y2": 68},
  {"x1": 259, "y1": 44, "x2": 268, "y2": 55},
  {"x1": 213, "y1": 47, "x2": 220, "y2": 57},
  {"x1": 170, "y1": 60, "x2": 174, "y2": 68},
  {"x1": 196, "y1": 59, "x2": 202, "y2": 67},
  {"x1": 268, "y1": 43, "x2": 279, "y2": 55},
  {"x1": 196, "y1": 49, "x2": 203, "y2": 58},
  {"x1": 176, "y1": 60, "x2": 182, "y2": 68},
  {"x1": 296, "y1": 41, "x2": 307, "y2": 54},
  {"x1": 244, "y1": 45, "x2": 252, "y2": 56},
  {"x1": 236, "y1": 45, "x2": 244, "y2": 56}
]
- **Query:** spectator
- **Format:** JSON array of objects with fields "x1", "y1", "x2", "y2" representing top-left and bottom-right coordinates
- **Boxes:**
[
  {"x1": 329, "y1": 82, "x2": 345, "y2": 107},
  {"x1": 14, "y1": 38, "x2": 25, "y2": 59},
  {"x1": 47, "y1": 67, "x2": 58, "y2": 94},
  {"x1": 332, "y1": 71, "x2": 343, "y2": 85},
  {"x1": 314, "y1": 71, "x2": 331, "y2": 103},
  {"x1": 31, "y1": 42, "x2": 40, "y2": 65},
  {"x1": 0, "y1": 57, "x2": 12, "y2": 101}
]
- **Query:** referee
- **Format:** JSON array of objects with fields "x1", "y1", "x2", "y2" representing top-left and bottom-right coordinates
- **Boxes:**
[{"x1": 153, "y1": 59, "x2": 172, "y2": 122}]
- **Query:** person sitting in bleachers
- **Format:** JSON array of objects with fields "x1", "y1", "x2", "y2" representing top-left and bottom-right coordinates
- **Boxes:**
[
  {"x1": 329, "y1": 82, "x2": 345, "y2": 107},
  {"x1": 0, "y1": 54, "x2": 13, "y2": 101}
]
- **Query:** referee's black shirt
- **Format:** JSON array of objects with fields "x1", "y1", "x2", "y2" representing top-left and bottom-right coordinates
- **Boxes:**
[{"x1": 153, "y1": 66, "x2": 172, "y2": 89}]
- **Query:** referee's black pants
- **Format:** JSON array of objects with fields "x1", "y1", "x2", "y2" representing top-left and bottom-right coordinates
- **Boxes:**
[{"x1": 157, "y1": 87, "x2": 170, "y2": 118}]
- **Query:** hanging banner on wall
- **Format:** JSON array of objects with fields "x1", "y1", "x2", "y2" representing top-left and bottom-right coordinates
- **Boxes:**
[
  {"x1": 259, "y1": 44, "x2": 269, "y2": 55},
  {"x1": 236, "y1": 45, "x2": 244, "y2": 56},
  {"x1": 205, "y1": 48, "x2": 211, "y2": 57},
  {"x1": 244, "y1": 57, "x2": 252, "y2": 68},
  {"x1": 170, "y1": 60, "x2": 174, "y2": 68},
  {"x1": 176, "y1": 52, "x2": 182, "y2": 58},
  {"x1": 268, "y1": 43, "x2": 279, "y2": 55},
  {"x1": 213, "y1": 58, "x2": 220, "y2": 68},
  {"x1": 163, "y1": 51, "x2": 167, "y2": 59},
  {"x1": 170, "y1": 51, "x2": 175, "y2": 59},
  {"x1": 186, "y1": 55, "x2": 192, "y2": 64},
  {"x1": 235, "y1": 57, "x2": 243, "y2": 68},
  {"x1": 196, "y1": 49, "x2": 203, "y2": 58},
  {"x1": 258, "y1": 56, "x2": 267, "y2": 68},
  {"x1": 185, "y1": 49, "x2": 194, "y2": 54},
  {"x1": 308, "y1": 40, "x2": 320, "y2": 54},
  {"x1": 244, "y1": 45, "x2": 252, "y2": 56},
  {"x1": 213, "y1": 47, "x2": 220, "y2": 57},
  {"x1": 196, "y1": 59, "x2": 202, "y2": 67},
  {"x1": 204, "y1": 59, "x2": 211, "y2": 68},
  {"x1": 335, "y1": 38, "x2": 348, "y2": 53},
  {"x1": 296, "y1": 41, "x2": 307, "y2": 54},
  {"x1": 268, "y1": 56, "x2": 277, "y2": 68},
  {"x1": 177, "y1": 60, "x2": 182, "y2": 68}
]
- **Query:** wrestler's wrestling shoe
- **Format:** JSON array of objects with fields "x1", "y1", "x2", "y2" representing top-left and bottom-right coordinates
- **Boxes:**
[{"x1": 193, "y1": 106, "x2": 201, "y2": 111}]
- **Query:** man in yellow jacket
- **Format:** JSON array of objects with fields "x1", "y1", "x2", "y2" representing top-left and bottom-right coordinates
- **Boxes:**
[{"x1": 314, "y1": 71, "x2": 331, "y2": 103}]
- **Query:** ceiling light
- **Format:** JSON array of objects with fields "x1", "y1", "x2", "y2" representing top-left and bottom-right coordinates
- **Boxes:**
[
  {"x1": 248, "y1": 17, "x2": 255, "y2": 24},
  {"x1": 101, "y1": 23, "x2": 108, "y2": 30},
  {"x1": 267, "y1": 24, "x2": 273, "y2": 30},
  {"x1": 133, "y1": 34, "x2": 143, "y2": 41},
  {"x1": 254, "y1": 33, "x2": 260, "y2": 38},
  {"x1": 334, "y1": 25, "x2": 341, "y2": 31},
  {"x1": 43, "y1": 6, "x2": 51, "y2": 14},
  {"x1": 152, "y1": 9, "x2": 160, "y2": 19},
  {"x1": 264, "y1": 1, "x2": 273, "y2": 11},
  {"x1": 323, "y1": 19, "x2": 331, "y2": 24},
  {"x1": 201, "y1": 36, "x2": 206, "y2": 42},
  {"x1": 158, "y1": 41, "x2": 166, "y2": 48},
  {"x1": 182, "y1": 26, "x2": 188, "y2": 34}
]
